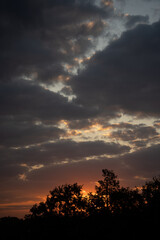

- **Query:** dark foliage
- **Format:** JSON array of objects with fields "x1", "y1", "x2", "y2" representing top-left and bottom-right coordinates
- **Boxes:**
[{"x1": 1, "y1": 169, "x2": 160, "y2": 240}]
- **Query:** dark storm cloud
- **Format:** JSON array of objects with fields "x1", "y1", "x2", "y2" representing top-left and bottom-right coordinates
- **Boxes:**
[
  {"x1": 125, "y1": 15, "x2": 149, "y2": 29},
  {"x1": 0, "y1": 80, "x2": 96, "y2": 123},
  {"x1": 71, "y1": 20, "x2": 160, "y2": 116},
  {"x1": 0, "y1": 78, "x2": 98, "y2": 150},
  {"x1": 0, "y1": 0, "x2": 115, "y2": 195},
  {"x1": 0, "y1": 0, "x2": 111, "y2": 83},
  {"x1": 0, "y1": 120, "x2": 65, "y2": 147}
]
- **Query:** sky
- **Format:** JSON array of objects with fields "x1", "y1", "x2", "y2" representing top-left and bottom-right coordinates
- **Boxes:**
[{"x1": 0, "y1": 0, "x2": 160, "y2": 218}]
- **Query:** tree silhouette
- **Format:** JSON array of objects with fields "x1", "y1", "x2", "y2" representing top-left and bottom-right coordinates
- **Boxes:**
[
  {"x1": 94, "y1": 169, "x2": 120, "y2": 211},
  {"x1": 46, "y1": 183, "x2": 87, "y2": 216},
  {"x1": 142, "y1": 176, "x2": 160, "y2": 220},
  {"x1": 110, "y1": 187, "x2": 143, "y2": 215},
  {"x1": 27, "y1": 169, "x2": 160, "y2": 219},
  {"x1": 29, "y1": 202, "x2": 47, "y2": 218},
  {"x1": 2, "y1": 169, "x2": 160, "y2": 240},
  {"x1": 142, "y1": 176, "x2": 160, "y2": 205},
  {"x1": 29, "y1": 183, "x2": 87, "y2": 218}
]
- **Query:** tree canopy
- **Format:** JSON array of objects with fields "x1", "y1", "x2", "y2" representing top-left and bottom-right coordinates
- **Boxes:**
[
  {"x1": 1, "y1": 169, "x2": 160, "y2": 240},
  {"x1": 26, "y1": 169, "x2": 160, "y2": 219}
]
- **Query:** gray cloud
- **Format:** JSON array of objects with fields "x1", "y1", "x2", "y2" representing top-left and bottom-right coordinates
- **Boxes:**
[
  {"x1": 67, "y1": 119, "x2": 93, "y2": 130},
  {"x1": 0, "y1": 80, "x2": 97, "y2": 123},
  {"x1": 0, "y1": 78, "x2": 98, "y2": 152},
  {"x1": 71, "y1": 20, "x2": 160, "y2": 116},
  {"x1": 0, "y1": 139, "x2": 130, "y2": 194},
  {"x1": 154, "y1": 120, "x2": 160, "y2": 128},
  {"x1": 0, "y1": 139, "x2": 130, "y2": 177},
  {"x1": 122, "y1": 144, "x2": 160, "y2": 177},
  {"x1": 40, "y1": 140, "x2": 130, "y2": 160},
  {"x1": 0, "y1": 0, "x2": 112, "y2": 83},
  {"x1": 12, "y1": 142, "x2": 160, "y2": 189},
  {"x1": 110, "y1": 125, "x2": 158, "y2": 141},
  {"x1": 14, "y1": 140, "x2": 130, "y2": 164},
  {"x1": 125, "y1": 15, "x2": 149, "y2": 29},
  {"x1": 0, "y1": 120, "x2": 65, "y2": 147}
]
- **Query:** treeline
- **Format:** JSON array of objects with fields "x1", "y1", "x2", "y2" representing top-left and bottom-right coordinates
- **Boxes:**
[
  {"x1": 1, "y1": 169, "x2": 160, "y2": 240},
  {"x1": 27, "y1": 169, "x2": 160, "y2": 218}
]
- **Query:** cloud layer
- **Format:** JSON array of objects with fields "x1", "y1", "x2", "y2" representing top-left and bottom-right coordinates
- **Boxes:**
[
  {"x1": 0, "y1": 0, "x2": 112, "y2": 83},
  {"x1": 71, "y1": 20, "x2": 160, "y2": 116}
]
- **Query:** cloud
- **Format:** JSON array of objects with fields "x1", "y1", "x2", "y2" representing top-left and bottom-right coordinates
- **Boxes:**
[
  {"x1": 154, "y1": 120, "x2": 160, "y2": 128},
  {"x1": 12, "y1": 140, "x2": 130, "y2": 164},
  {"x1": 67, "y1": 119, "x2": 94, "y2": 130},
  {"x1": 0, "y1": 139, "x2": 130, "y2": 182},
  {"x1": 0, "y1": 0, "x2": 112, "y2": 83},
  {"x1": 0, "y1": 120, "x2": 65, "y2": 147},
  {"x1": 71, "y1": 20, "x2": 160, "y2": 116},
  {"x1": 15, "y1": 142, "x2": 160, "y2": 190},
  {"x1": 0, "y1": 80, "x2": 97, "y2": 124},
  {"x1": 142, "y1": 0, "x2": 159, "y2": 1},
  {"x1": 109, "y1": 124, "x2": 158, "y2": 141},
  {"x1": 122, "y1": 143, "x2": 160, "y2": 177},
  {"x1": 125, "y1": 15, "x2": 149, "y2": 29}
]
